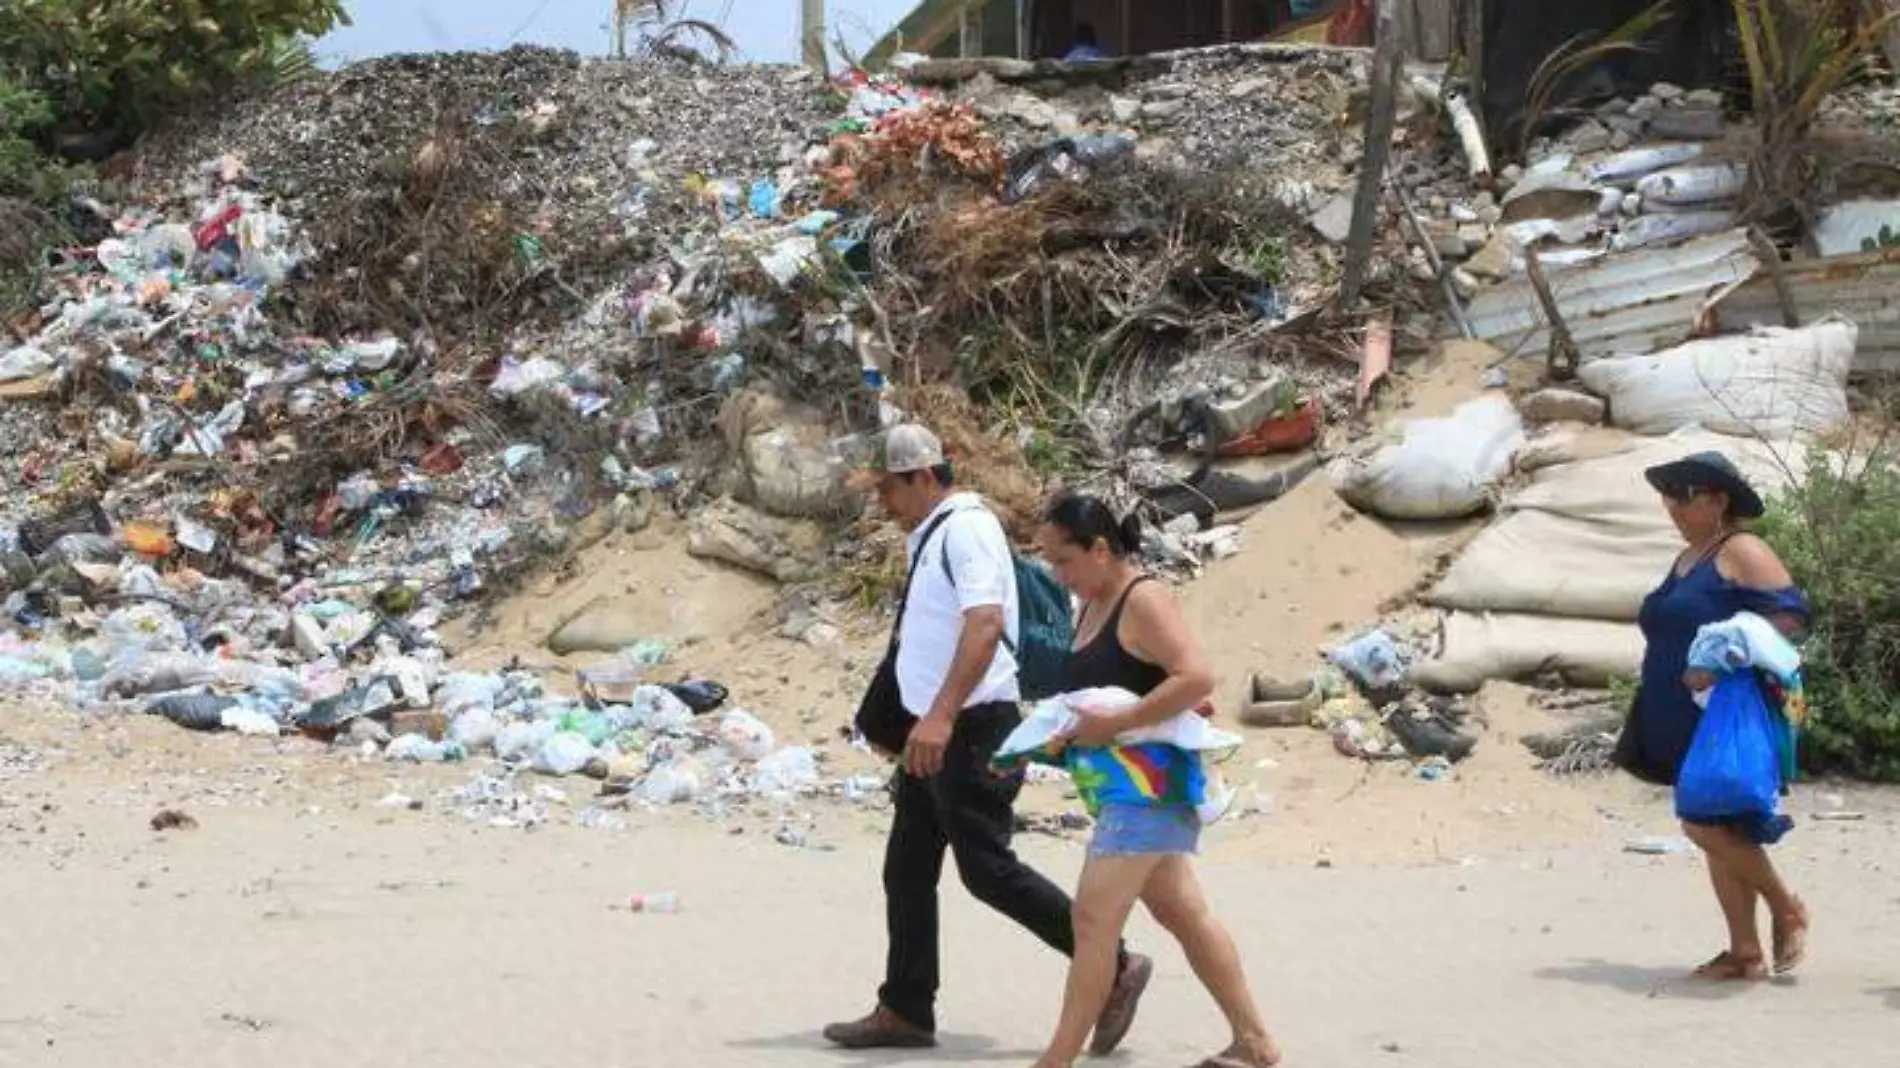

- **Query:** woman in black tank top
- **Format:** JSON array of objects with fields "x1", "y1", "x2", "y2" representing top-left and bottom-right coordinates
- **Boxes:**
[{"x1": 1024, "y1": 494, "x2": 1283, "y2": 1068}]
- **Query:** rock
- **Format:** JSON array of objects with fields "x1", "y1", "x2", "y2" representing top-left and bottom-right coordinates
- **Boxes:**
[
  {"x1": 1465, "y1": 235, "x2": 1513, "y2": 281},
  {"x1": 1141, "y1": 99, "x2": 1187, "y2": 121},
  {"x1": 1309, "y1": 192, "x2": 1356, "y2": 245},
  {"x1": 616, "y1": 491, "x2": 655, "y2": 534},
  {"x1": 1473, "y1": 191, "x2": 1497, "y2": 211},
  {"x1": 1609, "y1": 128, "x2": 1633, "y2": 151},
  {"x1": 1685, "y1": 88, "x2": 1725, "y2": 108},
  {"x1": 1003, "y1": 93, "x2": 1060, "y2": 129},
  {"x1": 1450, "y1": 203, "x2": 1480, "y2": 224},
  {"x1": 567, "y1": 507, "x2": 618, "y2": 554},
  {"x1": 1567, "y1": 121, "x2": 1612, "y2": 154},
  {"x1": 1109, "y1": 94, "x2": 1141, "y2": 123},
  {"x1": 1228, "y1": 77, "x2": 1271, "y2": 100},
  {"x1": 1457, "y1": 224, "x2": 1490, "y2": 252},
  {"x1": 685, "y1": 498, "x2": 829, "y2": 584},
  {"x1": 1597, "y1": 98, "x2": 1630, "y2": 116},
  {"x1": 1602, "y1": 116, "x2": 1648, "y2": 145},
  {"x1": 1499, "y1": 164, "x2": 1524, "y2": 188},
  {"x1": 1621, "y1": 193, "x2": 1643, "y2": 216},
  {"x1": 719, "y1": 389, "x2": 852, "y2": 520},
  {"x1": 1649, "y1": 106, "x2": 1725, "y2": 141},
  {"x1": 1518, "y1": 388, "x2": 1607, "y2": 425},
  {"x1": 1146, "y1": 82, "x2": 1193, "y2": 101},
  {"x1": 1630, "y1": 96, "x2": 1662, "y2": 120},
  {"x1": 1427, "y1": 225, "x2": 1466, "y2": 260},
  {"x1": 1650, "y1": 82, "x2": 1686, "y2": 102},
  {"x1": 1450, "y1": 268, "x2": 1481, "y2": 299},
  {"x1": 546, "y1": 596, "x2": 645, "y2": 655}
]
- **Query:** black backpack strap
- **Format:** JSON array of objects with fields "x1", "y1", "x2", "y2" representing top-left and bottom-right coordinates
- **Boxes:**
[{"x1": 935, "y1": 506, "x2": 1019, "y2": 655}]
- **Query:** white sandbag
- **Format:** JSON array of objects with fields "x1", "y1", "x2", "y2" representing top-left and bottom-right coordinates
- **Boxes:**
[
  {"x1": 1428, "y1": 428, "x2": 1799, "y2": 621},
  {"x1": 1578, "y1": 320, "x2": 1854, "y2": 441},
  {"x1": 1412, "y1": 612, "x2": 1644, "y2": 694},
  {"x1": 1328, "y1": 395, "x2": 1526, "y2": 520}
]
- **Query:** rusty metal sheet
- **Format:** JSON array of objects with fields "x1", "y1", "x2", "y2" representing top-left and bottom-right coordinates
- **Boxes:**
[
  {"x1": 1458, "y1": 230, "x2": 1759, "y2": 361},
  {"x1": 1713, "y1": 246, "x2": 1900, "y2": 376}
]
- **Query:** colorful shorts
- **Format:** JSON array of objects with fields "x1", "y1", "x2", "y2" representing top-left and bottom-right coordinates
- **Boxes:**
[{"x1": 1087, "y1": 803, "x2": 1201, "y2": 858}]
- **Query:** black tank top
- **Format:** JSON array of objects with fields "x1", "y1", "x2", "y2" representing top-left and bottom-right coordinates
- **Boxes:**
[{"x1": 1064, "y1": 576, "x2": 1169, "y2": 697}]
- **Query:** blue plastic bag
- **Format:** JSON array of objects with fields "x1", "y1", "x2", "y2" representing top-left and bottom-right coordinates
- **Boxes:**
[{"x1": 1675, "y1": 673, "x2": 1783, "y2": 823}]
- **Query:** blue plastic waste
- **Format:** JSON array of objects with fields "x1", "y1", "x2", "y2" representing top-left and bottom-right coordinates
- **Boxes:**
[{"x1": 1675, "y1": 673, "x2": 1783, "y2": 823}]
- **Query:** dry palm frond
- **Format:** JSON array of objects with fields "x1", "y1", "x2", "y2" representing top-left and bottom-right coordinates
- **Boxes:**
[
  {"x1": 612, "y1": 1, "x2": 737, "y2": 61},
  {"x1": 1519, "y1": 0, "x2": 1680, "y2": 152}
]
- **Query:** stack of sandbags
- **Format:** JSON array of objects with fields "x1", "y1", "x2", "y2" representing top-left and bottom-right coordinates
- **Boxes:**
[{"x1": 1411, "y1": 427, "x2": 1807, "y2": 693}]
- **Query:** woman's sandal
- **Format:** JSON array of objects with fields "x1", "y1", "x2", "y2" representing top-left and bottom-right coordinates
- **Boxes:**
[
  {"x1": 1773, "y1": 899, "x2": 1810, "y2": 974},
  {"x1": 1195, "y1": 1042, "x2": 1283, "y2": 1068},
  {"x1": 1692, "y1": 950, "x2": 1768, "y2": 981}
]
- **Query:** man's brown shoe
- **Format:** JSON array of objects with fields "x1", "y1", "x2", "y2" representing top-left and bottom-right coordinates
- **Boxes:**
[
  {"x1": 822, "y1": 1006, "x2": 937, "y2": 1050},
  {"x1": 1089, "y1": 952, "x2": 1153, "y2": 1056}
]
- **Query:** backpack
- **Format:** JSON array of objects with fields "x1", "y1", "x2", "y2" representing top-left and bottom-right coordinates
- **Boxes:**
[{"x1": 936, "y1": 509, "x2": 1076, "y2": 702}]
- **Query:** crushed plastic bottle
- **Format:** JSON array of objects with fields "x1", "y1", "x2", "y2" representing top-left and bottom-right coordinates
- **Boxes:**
[
  {"x1": 385, "y1": 734, "x2": 467, "y2": 763},
  {"x1": 628, "y1": 891, "x2": 680, "y2": 913}
]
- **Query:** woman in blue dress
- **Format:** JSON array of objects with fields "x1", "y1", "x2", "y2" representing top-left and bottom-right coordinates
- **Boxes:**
[{"x1": 1614, "y1": 451, "x2": 1812, "y2": 981}]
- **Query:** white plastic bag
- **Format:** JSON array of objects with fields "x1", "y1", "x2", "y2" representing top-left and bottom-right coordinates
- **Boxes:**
[
  {"x1": 994, "y1": 687, "x2": 1243, "y2": 765},
  {"x1": 532, "y1": 731, "x2": 598, "y2": 776},
  {"x1": 639, "y1": 762, "x2": 702, "y2": 805},
  {"x1": 717, "y1": 709, "x2": 775, "y2": 761},
  {"x1": 631, "y1": 685, "x2": 695, "y2": 731},
  {"x1": 495, "y1": 719, "x2": 557, "y2": 763},
  {"x1": 753, "y1": 747, "x2": 820, "y2": 796},
  {"x1": 1328, "y1": 395, "x2": 1525, "y2": 520},
  {"x1": 449, "y1": 706, "x2": 501, "y2": 753}
]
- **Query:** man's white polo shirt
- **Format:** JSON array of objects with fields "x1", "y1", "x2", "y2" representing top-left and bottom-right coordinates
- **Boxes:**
[{"x1": 895, "y1": 493, "x2": 1020, "y2": 716}]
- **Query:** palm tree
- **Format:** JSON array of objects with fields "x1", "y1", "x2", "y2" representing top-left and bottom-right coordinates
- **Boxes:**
[{"x1": 611, "y1": 0, "x2": 738, "y2": 61}]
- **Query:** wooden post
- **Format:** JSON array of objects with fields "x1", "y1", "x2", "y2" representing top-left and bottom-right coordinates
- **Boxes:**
[
  {"x1": 961, "y1": 3, "x2": 982, "y2": 57},
  {"x1": 1119, "y1": 0, "x2": 1132, "y2": 55},
  {"x1": 1340, "y1": 0, "x2": 1402, "y2": 309},
  {"x1": 801, "y1": 0, "x2": 826, "y2": 71},
  {"x1": 1016, "y1": 0, "x2": 1029, "y2": 58},
  {"x1": 1223, "y1": 0, "x2": 1236, "y2": 43}
]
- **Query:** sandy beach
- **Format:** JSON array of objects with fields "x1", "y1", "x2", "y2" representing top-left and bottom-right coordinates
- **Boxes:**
[{"x1": 4, "y1": 349, "x2": 1896, "y2": 1068}]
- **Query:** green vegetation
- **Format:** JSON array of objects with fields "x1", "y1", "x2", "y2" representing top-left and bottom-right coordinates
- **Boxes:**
[{"x1": 1758, "y1": 440, "x2": 1900, "y2": 781}]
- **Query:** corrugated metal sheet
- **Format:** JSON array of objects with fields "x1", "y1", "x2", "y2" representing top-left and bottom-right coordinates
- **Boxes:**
[
  {"x1": 1459, "y1": 230, "x2": 1760, "y2": 361},
  {"x1": 1713, "y1": 246, "x2": 1900, "y2": 376}
]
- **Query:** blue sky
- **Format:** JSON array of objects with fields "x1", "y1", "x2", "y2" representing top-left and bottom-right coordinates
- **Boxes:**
[{"x1": 318, "y1": 0, "x2": 918, "y2": 66}]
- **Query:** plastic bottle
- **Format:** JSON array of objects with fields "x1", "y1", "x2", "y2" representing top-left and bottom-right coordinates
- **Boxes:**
[{"x1": 629, "y1": 892, "x2": 680, "y2": 914}]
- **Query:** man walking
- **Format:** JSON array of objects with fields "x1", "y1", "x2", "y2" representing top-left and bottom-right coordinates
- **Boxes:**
[{"x1": 826, "y1": 424, "x2": 1152, "y2": 1053}]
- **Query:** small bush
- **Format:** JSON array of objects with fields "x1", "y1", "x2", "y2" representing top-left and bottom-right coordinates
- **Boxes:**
[
  {"x1": 0, "y1": 0, "x2": 348, "y2": 139},
  {"x1": 1758, "y1": 438, "x2": 1900, "y2": 781}
]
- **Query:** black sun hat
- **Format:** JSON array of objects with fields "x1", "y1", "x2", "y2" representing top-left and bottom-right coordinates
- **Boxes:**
[{"x1": 1642, "y1": 450, "x2": 1765, "y2": 519}]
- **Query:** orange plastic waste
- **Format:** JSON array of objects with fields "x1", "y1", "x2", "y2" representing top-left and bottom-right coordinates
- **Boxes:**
[{"x1": 121, "y1": 520, "x2": 174, "y2": 557}]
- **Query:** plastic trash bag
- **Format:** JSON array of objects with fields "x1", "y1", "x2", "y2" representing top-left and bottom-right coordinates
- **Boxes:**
[
  {"x1": 1326, "y1": 629, "x2": 1407, "y2": 692},
  {"x1": 1674, "y1": 673, "x2": 1784, "y2": 823},
  {"x1": 753, "y1": 746, "x2": 820, "y2": 796},
  {"x1": 495, "y1": 719, "x2": 557, "y2": 763},
  {"x1": 532, "y1": 731, "x2": 598, "y2": 776},
  {"x1": 993, "y1": 687, "x2": 1242, "y2": 769},
  {"x1": 449, "y1": 706, "x2": 501, "y2": 753},
  {"x1": 718, "y1": 709, "x2": 775, "y2": 762}
]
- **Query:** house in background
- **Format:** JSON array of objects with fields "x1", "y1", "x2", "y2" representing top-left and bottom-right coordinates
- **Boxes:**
[{"x1": 864, "y1": 0, "x2": 1369, "y2": 67}]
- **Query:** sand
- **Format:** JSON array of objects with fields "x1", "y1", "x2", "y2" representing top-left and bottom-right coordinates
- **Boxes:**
[{"x1": 4, "y1": 347, "x2": 1897, "y2": 1066}]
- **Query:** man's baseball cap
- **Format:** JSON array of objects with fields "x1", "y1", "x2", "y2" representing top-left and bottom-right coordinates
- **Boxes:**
[{"x1": 876, "y1": 423, "x2": 946, "y2": 474}]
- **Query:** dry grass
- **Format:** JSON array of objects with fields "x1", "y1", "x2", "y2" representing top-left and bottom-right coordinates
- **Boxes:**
[{"x1": 287, "y1": 91, "x2": 635, "y2": 344}]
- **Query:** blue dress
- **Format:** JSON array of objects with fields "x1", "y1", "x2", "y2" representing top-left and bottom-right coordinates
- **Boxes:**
[{"x1": 1618, "y1": 543, "x2": 1809, "y2": 842}]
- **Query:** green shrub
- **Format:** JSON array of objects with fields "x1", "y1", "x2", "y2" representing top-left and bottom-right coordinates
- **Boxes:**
[
  {"x1": 0, "y1": 0, "x2": 348, "y2": 137},
  {"x1": 0, "y1": 76, "x2": 58, "y2": 198},
  {"x1": 1758, "y1": 439, "x2": 1900, "y2": 781}
]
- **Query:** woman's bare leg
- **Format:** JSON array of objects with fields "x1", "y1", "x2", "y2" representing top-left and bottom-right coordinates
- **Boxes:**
[
  {"x1": 1684, "y1": 821, "x2": 1804, "y2": 976},
  {"x1": 1030, "y1": 854, "x2": 1161, "y2": 1068},
  {"x1": 1143, "y1": 855, "x2": 1280, "y2": 1066}
]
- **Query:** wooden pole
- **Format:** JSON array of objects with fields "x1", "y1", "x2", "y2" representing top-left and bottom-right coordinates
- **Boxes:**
[
  {"x1": 961, "y1": 4, "x2": 981, "y2": 56},
  {"x1": 801, "y1": 0, "x2": 826, "y2": 71},
  {"x1": 1340, "y1": 0, "x2": 1402, "y2": 309}
]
